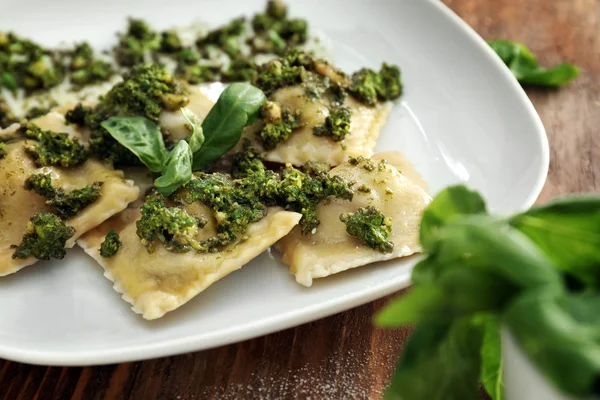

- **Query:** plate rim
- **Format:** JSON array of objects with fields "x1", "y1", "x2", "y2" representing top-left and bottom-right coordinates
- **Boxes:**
[{"x1": 0, "y1": 0, "x2": 549, "y2": 366}]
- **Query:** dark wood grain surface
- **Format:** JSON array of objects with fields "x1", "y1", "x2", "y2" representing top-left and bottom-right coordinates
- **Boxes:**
[{"x1": 2, "y1": 0, "x2": 599, "y2": 399}]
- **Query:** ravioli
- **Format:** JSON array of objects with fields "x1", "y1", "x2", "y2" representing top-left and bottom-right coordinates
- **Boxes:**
[
  {"x1": 77, "y1": 207, "x2": 302, "y2": 320},
  {"x1": 278, "y1": 152, "x2": 431, "y2": 286},
  {"x1": 231, "y1": 85, "x2": 391, "y2": 166},
  {"x1": 0, "y1": 114, "x2": 139, "y2": 277}
]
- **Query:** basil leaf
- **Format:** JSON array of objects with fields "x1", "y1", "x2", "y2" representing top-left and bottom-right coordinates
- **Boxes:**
[
  {"x1": 377, "y1": 214, "x2": 559, "y2": 328},
  {"x1": 504, "y1": 291, "x2": 600, "y2": 396},
  {"x1": 480, "y1": 317, "x2": 504, "y2": 400},
  {"x1": 101, "y1": 116, "x2": 167, "y2": 172},
  {"x1": 385, "y1": 318, "x2": 484, "y2": 400},
  {"x1": 193, "y1": 83, "x2": 266, "y2": 170},
  {"x1": 420, "y1": 185, "x2": 487, "y2": 250},
  {"x1": 154, "y1": 140, "x2": 193, "y2": 197},
  {"x1": 180, "y1": 108, "x2": 205, "y2": 153},
  {"x1": 488, "y1": 40, "x2": 537, "y2": 69},
  {"x1": 489, "y1": 40, "x2": 579, "y2": 87},
  {"x1": 516, "y1": 64, "x2": 580, "y2": 87},
  {"x1": 380, "y1": 187, "x2": 600, "y2": 400},
  {"x1": 428, "y1": 217, "x2": 563, "y2": 291},
  {"x1": 375, "y1": 284, "x2": 445, "y2": 327},
  {"x1": 376, "y1": 267, "x2": 518, "y2": 328},
  {"x1": 510, "y1": 197, "x2": 600, "y2": 287}
]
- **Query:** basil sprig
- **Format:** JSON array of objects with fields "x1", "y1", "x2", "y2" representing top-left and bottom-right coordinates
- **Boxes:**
[
  {"x1": 101, "y1": 116, "x2": 167, "y2": 173},
  {"x1": 181, "y1": 107, "x2": 205, "y2": 153},
  {"x1": 489, "y1": 40, "x2": 579, "y2": 87},
  {"x1": 153, "y1": 140, "x2": 193, "y2": 197},
  {"x1": 101, "y1": 82, "x2": 265, "y2": 196},
  {"x1": 376, "y1": 185, "x2": 600, "y2": 400},
  {"x1": 192, "y1": 82, "x2": 265, "y2": 170}
]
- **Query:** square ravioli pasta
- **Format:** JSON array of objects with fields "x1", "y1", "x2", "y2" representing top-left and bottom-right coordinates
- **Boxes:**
[
  {"x1": 278, "y1": 152, "x2": 431, "y2": 286},
  {"x1": 78, "y1": 207, "x2": 302, "y2": 320},
  {"x1": 0, "y1": 113, "x2": 139, "y2": 276}
]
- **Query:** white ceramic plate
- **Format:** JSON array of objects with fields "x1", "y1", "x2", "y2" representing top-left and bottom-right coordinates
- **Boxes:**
[{"x1": 0, "y1": 0, "x2": 548, "y2": 366}]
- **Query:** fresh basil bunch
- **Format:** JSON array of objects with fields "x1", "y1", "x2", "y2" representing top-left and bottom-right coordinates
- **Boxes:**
[
  {"x1": 489, "y1": 40, "x2": 579, "y2": 87},
  {"x1": 376, "y1": 185, "x2": 600, "y2": 400},
  {"x1": 101, "y1": 82, "x2": 266, "y2": 196}
]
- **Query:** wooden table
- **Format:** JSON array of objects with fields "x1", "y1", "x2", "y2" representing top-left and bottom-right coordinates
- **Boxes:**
[{"x1": 2, "y1": 0, "x2": 598, "y2": 398}]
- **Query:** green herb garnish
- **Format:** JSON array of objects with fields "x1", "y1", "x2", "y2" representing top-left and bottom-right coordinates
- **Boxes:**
[
  {"x1": 0, "y1": 32, "x2": 64, "y2": 92},
  {"x1": 192, "y1": 82, "x2": 266, "y2": 170},
  {"x1": 277, "y1": 165, "x2": 353, "y2": 235},
  {"x1": 489, "y1": 40, "x2": 579, "y2": 87},
  {"x1": 136, "y1": 193, "x2": 207, "y2": 253},
  {"x1": 25, "y1": 173, "x2": 103, "y2": 219},
  {"x1": 222, "y1": 59, "x2": 258, "y2": 83},
  {"x1": 178, "y1": 172, "x2": 270, "y2": 250},
  {"x1": 154, "y1": 140, "x2": 193, "y2": 197},
  {"x1": 257, "y1": 101, "x2": 302, "y2": 149},
  {"x1": 160, "y1": 30, "x2": 183, "y2": 53},
  {"x1": 101, "y1": 116, "x2": 168, "y2": 173},
  {"x1": 68, "y1": 42, "x2": 114, "y2": 86},
  {"x1": 349, "y1": 63, "x2": 403, "y2": 106},
  {"x1": 313, "y1": 106, "x2": 352, "y2": 142},
  {"x1": 114, "y1": 18, "x2": 161, "y2": 67},
  {"x1": 180, "y1": 108, "x2": 205, "y2": 153},
  {"x1": 254, "y1": 58, "x2": 307, "y2": 95},
  {"x1": 231, "y1": 143, "x2": 265, "y2": 178},
  {"x1": 22, "y1": 122, "x2": 88, "y2": 168},
  {"x1": 376, "y1": 185, "x2": 600, "y2": 400},
  {"x1": 176, "y1": 63, "x2": 220, "y2": 84},
  {"x1": 251, "y1": 1, "x2": 308, "y2": 53},
  {"x1": 174, "y1": 161, "x2": 353, "y2": 250},
  {"x1": 196, "y1": 17, "x2": 246, "y2": 58},
  {"x1": 100, "y1": 229, "x2": 122, "y2": 258},
  {"x1": 11, "y1": 213, "x2": 75, "y2": 260},
  {"x1": 64, "y1": 103, "x2": 92, "y2": 126},
  {"x1": 340, "y1": 206, "x2": 393, "y2": 253}
]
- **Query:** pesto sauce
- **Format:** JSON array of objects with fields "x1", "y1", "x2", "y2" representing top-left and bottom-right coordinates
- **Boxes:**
[
  {"x1": 100, "y1": 229, "x2": 122, "y2": 258},
  {"x1": 0, "y1": 32, "x2": 65, "y2": 92},
  {"x1": 313, "y1": 106, "x2": 352, "y2": 142},
  {"x1": 340, "y1": 206, "x2": 394, "y2": 253},
  {"x1": 257, "y1": 101, "x2": 302, "y2": 150},
  {"x1": 11, "y1": 213, "x2": 75, "y2": 260},
  {"x1": 348, "y1": 156, "x2": 376, "y2": 171},
  {"x1": 0, "y1": 33, "x2": 115, "y2": 95},
  {"x1": 136, "y1": 194, "x2": 208, "y2": 253},
  {"x1": 21, "y1": 122, "x2": 89, "y2": 168},
  {"x1": 25, "y1": 173, "x2": 103, "y2": 219},
  {"x1": 68, "y1": 43, "x2": 114, "y2": 87},
  {"x1": 142, "y1": 148, "x2": 354, "y2": 254},
  {"x1": 349, "y1": 63, "x2": 403, "y2": 106},
  {"x1": 113, "y1": 18, "x2": 162, "y2": 67},
  {"x1": 176, "y1": 172, "x2": 269, "y2": 252}
]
